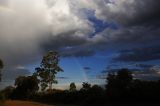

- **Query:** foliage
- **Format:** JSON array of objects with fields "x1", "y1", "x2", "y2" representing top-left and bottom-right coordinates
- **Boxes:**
[
  {"x1": 106, "y1": 68, "x2": 160, "y2": 102},
  {"x1": 31, "y1": 83, "x2": 105, "y2": 105},
  {"x1": 34, "y1": 51, "x2": 63, "y2": 91},
  {"x1": 0, "y1": 86, "x2": 15, "y2": 100},
  {"x1": 69, "y1": 82, "x2": 76, "y2": 92},
  {"x1": 2, "y1": 60, "x2": 160, "y2": 106},
  {"x1": 12, "y1": 76, "x2": 39, "y2": 99},
  {"x1": 106, "y1": 68, "x2": 133, "y2": 100},
  {"x1": 80, "y1": 82, "x2": 91, "y2": 91},
  {"x1": 0, "y1": 59, "x2": 3, "y2": 69},
  {"x1": 0, "y1": 59, "x2": 4, "y2": 81}
]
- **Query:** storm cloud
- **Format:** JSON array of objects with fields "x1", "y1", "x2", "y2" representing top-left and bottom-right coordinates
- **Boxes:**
[
  {"x1": 113, "y1": 45, "x2": 160, "y2": 62},
  {"x1": 0, "y1": 0, "x2": 160, "y2": 82},
  {"x1": 0, "y1": 0, "x2": 93, "y2": 67},
  {"x1": 82, "y1": 0, "x2": 160, "y2": 26}
]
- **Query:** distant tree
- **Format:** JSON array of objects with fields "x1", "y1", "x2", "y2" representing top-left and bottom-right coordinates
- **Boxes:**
[
  {"x1": 81, "y1": 82, "x2": 91, "y2": 91},
  {"x1": 13, "y1": 76, "x2": 39, "y2": 99},
  {"x1": 69, "y1": 82, "x2": 76, "y2": 91},
  {"x1": 106, "y1": 68, "x2": 133, "y2": 99},
  {"x1": 88, "y1": 85, "x2": 105, "y2": 103},
  {"x1": 90, "y1": 84, "x2": 104, "y2": 96},
  {"x1": 106, "y1": 72, "x2": 116, "y2": 89},
  {"x1": 0, "y1": 59, "x2": 4, "y2": 81},
  {"x1": 34, "y1": 51, "x2": 63, "y2": 91},
  {"x1": 1, "y1": 86, "x2": 15, "y2": 99},
  {"x1": 91, "y1": 85, "x2": 103, "y2": 92},
  {"x1": 117, "y1": 68, "x2": 133, "y2": 83}
]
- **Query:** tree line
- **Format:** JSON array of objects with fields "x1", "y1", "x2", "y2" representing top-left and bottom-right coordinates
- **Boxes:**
[{"x1": 1, "y1": 52, "x2": 160, "y2": 105}]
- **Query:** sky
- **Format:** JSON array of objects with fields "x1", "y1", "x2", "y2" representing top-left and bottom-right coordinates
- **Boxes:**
[{"x1": 0, "y1": 0, "x2": 160, "y2": 89}]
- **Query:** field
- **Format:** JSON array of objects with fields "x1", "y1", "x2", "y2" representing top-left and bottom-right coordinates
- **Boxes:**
[{"x1": 3, "y1": 100, "x2": 78, "y2": 106}]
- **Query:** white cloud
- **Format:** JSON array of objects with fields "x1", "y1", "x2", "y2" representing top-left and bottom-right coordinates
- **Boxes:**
[{"x1": 0, "y1": 0, "x2": 93, "y2": 68}]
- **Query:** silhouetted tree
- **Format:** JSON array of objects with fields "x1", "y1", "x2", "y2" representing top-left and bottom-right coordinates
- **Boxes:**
[
  {"x1": 13, "y1": 76, "x2": 39, "y2": 99},
  {"x1": 34, "y1": 51, "x2": 63, "y2": 91},
  {"x1": 81, "y1": 82, "x2": 91, "y2": 91},
  {"x1": 1, "y1": 86, "x2": 15, "y2": 99},
  {"x1": 106, "y1": 68, "x2": 133, "y2": 100},
  {"x1": 117, "y1": 68, "x2": 132, "y2": 83},
  {"x1": 90, "y1": 84, "x2": 104, "y2": 98},
  {"x1": 69, "y1": 82, "x2": 76, "y2": 91},
  {"x1": 0, "y1": 59, "x2": 3, "y2": 81},
  {"x1": 91, "y1": 85, "x2": 104, "y2": 93}
]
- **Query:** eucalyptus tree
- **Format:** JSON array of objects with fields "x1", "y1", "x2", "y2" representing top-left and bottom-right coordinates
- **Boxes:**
[{"x1": 34, "y1": 51, "x2": 63, "y2": 91}]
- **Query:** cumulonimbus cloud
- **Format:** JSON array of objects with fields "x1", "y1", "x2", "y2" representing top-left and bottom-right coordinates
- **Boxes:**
[
  {"x1": 0, "y1": 0, "x2": 94, "y2": 67},
  {"x1": 0, "y1": 0, "x2": 160, "y2": 76}
]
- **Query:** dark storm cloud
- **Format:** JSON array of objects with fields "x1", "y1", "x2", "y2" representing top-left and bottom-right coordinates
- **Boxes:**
[
  {"x1": 41, "y1": 34, "x2": 88, "y2": 52},
  {"x1": 113, "y1": 45, "x2": 160, "y2": 62},
  {"x1": 0, "y1": 0, "x2": 160, "y2": 86},
  {"x1": 92, "y1": 0, "x2": 160, "y2": 26},
  {"x1": 89, "y1": 0, "x2": 160, "y2": 59},
  {"x1": 135, "y1": 64, "x2": 154, "y2": 69},
  {"x1": 124, "y1": 0, "x2": 160, "y2": 26},
  {"x1": 96, "y1": 26, "x2": 160, "y2": 49},
  {"x1": 1, "y1": 0, "x2": 160, "y2": 66}
]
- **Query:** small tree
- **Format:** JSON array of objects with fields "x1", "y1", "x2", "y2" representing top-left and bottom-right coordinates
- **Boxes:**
[
  {"x1": 69, "y1": 82, "x2": 76, "y2": 91},
  {"x1": 0, "y1": 59, "x2": 4, "y2": 81},
  {"x1": 34, "y1": 51, "x2": 63, "y2": 91},
  {"x1": 81, "y1": 82, "x2": 91, "y2": 91}
]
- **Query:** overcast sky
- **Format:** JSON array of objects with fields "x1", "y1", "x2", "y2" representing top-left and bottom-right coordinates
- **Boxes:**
[{"x1": 0, "y1": 0, "x2": 160, "y2": 89}]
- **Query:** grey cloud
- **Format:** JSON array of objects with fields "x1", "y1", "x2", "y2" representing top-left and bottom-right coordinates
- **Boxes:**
[
  {"x1": 87, "y1": 0, "x2": 160, "y2": 55},
  {"x1": 0, "y1": 0, "x2": 160, "y2": 79},
  {"x1": 41, "y1": 34, "x2": 88, "y2": 52},
  {"x1": 0, "y1": 67, "x2": 30, "y2": 89},
  {"x1": 94, "y1": 26, "x2": 160, "y2": 48},
  {"x1": 135, "y1": 64, "x2": 154, "y2": 69},
  {"x1": 113, "y1": 45, "x2": 160, "y2": 62},
  {"x1": 91, "y1": 0, "x2": 160, "y2": 26},
  {"x1": 2, "y1": 67, "x2": 31, "y2": 81},
  {"x1": 133, "y1": 66, "x2": 160, "y2": 80}
]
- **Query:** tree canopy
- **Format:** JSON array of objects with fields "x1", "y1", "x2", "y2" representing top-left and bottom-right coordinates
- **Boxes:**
[
  {"x1": 34, "y1": 51, "x2": 63, "y2": 91},
  {"x1": 80, "y1": 82, "x2": 91, "y2": 91},
  {"x1": 12, "y1": 76, "x2": 39, "y2": 99},
  {"x1": 69, "y1": 82, "x2": 76, "y2": 91},
  {"x1": 0, "y1": 59, "x2": 4, "y2": 81},
  {"x1": 0, "y1": 59, "x2": 3, "y2": 69}
]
